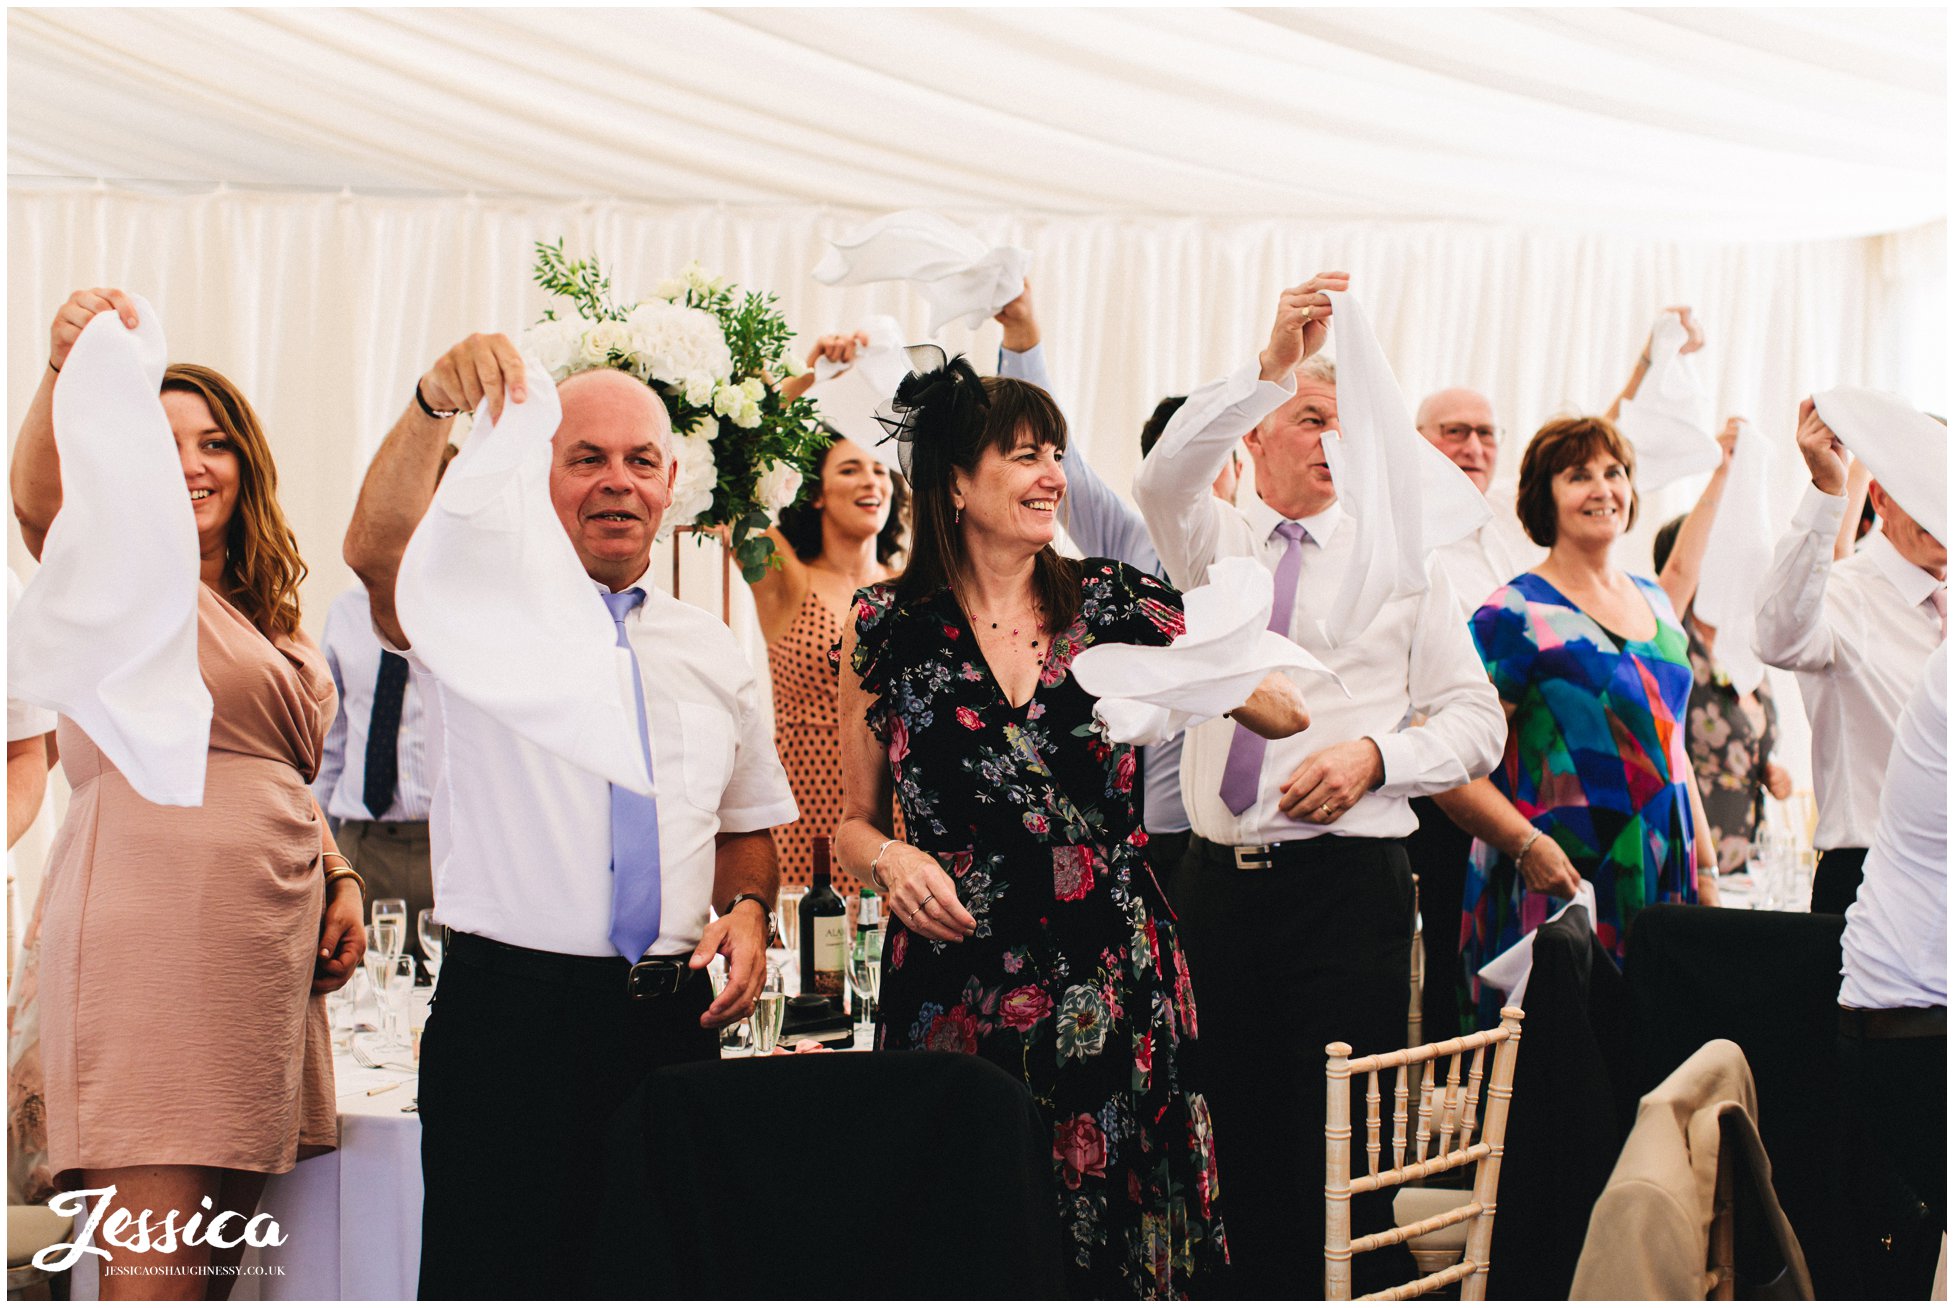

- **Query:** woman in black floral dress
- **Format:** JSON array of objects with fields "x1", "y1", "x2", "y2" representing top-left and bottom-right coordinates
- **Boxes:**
[{"x1": 834, "y1": 352, "x2": 1306, "y2": 1298}]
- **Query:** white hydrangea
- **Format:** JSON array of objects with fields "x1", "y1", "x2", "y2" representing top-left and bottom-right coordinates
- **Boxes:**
[
  {"x1": 662, "y1": 421, "x2": 719, "y2": 537},
  {"x1": 712, "y1": 382, "x2": 763, "y2": 430},
  {"x1": 753, "y1": 459, "x2": 803, "y2": 513},
  {"x1": 521, "y1": 317, "x2": 585, "y2": 381},
  {"x1": 624, "y1": 301, "x2": 732, "y2": 388}
]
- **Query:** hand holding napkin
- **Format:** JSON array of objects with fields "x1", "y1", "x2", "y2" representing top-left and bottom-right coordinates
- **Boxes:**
[
  {"x1": 803, "y1": 315, "x2": 914, "y2": 449},
  {"x1": 9, "y1": 293, "x2": 212, "y2": 806},
  {"x1": 1614, "y1": 311, "x2": 1721, "y2": 492},
  {"x1": 1691, "y1": 420, "x2": 1775, "y2": 694},
  {"x1": 1070, "y1": 557, "x2": 1344, "y2": 746},
  {"x1": 1811, "y1": 387, "x2": 1946, "y2": 546},
  {"x1": 1476, "y1": 879, "x2": 1598, "y2": 1008},
  {"x1": 812, "y1": 211, "x2": 1031, "y2": 335},
  {"x1": 1316, "y1": 290, "x2": 1490, "y2": 647},
  {"x1": 394, "y1": 363, "x2": 653, "y2": 794}
]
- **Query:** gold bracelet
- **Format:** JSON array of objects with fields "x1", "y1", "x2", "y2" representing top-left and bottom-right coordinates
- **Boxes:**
[{"x1": 324, "y1": 867, "x2": 366, "y2": 897}]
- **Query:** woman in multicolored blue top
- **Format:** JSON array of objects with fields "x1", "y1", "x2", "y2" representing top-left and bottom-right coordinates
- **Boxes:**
[
  {"x1": 833, "y1": 350, "x2": 1306, "y2": 1298},
  {"x1": 1434, "y1": 416, "x2": 1720, "y2": 1029}
]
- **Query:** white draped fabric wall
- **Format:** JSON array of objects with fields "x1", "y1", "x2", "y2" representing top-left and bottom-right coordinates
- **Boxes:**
[{"x1": 5, "y1": 183, "x2": 1948, "y2": 895}]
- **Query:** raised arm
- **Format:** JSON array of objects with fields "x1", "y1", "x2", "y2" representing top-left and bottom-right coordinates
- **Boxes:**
[
  {"x1": 11, "y1": 289, "x2": 144, "y2": 559},
  {"x1": 1834, "y1": 456, "x2": 1872, "y2": 561},
  {"x1": 1656, "y1": 418, "x2": 1738, "y2": 616},
  {"x1": 993, "y1": 285, "x2": 1158, "y2": 570},
  {"x1": 1133, "y1": 275, "x2": 1344, "y2": 587},
  {"x1": 343, "y1": 334, "x2": 525, "y2": 648},
  {"x1": 1605, "y1": 305, "x2": 1702, "y2": 424},
  {"x1": 1753, "y1": 399, "x2": 1853, "y2": 674}
]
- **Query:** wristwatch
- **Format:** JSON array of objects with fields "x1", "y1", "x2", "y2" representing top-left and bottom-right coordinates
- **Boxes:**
[{"x1": 721, "y1": 892, "x2": 778, "y2": 944}]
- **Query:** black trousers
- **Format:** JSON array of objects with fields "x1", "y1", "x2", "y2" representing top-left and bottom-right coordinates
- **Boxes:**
[
  {"x1": 1838, "y1": 1025, "x2": 1947, "y2": 1234},
  {"x1": 1172, "y1": 835, "x2": 1418, "y2": 1299},
  {"x1": 1404, "y1": 796, "x2": 1473, "y2": 1043},
  {"x1": 1811, "y1": 846, "x2": 1869, "y2": 915},
  {"x1": 1144, "y1": 827, "x2": 1191, "y2": 897},
  {"x1": 417, "y1": 934, "x2": 718, "y2": 1300}
]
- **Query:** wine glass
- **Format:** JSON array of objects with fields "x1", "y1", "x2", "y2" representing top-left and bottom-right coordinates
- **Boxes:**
[
  {"x1": 384, "y1": 954, "x2": 417, "y2": 1045},
  {"x1": 847, "y1": 952, "x2": 882, "y2": 1030},
  {"x1": 371, "y1": 897, "x2": 408, "y2": 946},
  {"x1": 418, "y1": 909, "x2": 445, "y2": 984}
]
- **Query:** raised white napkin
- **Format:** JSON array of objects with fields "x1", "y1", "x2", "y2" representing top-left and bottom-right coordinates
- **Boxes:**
[
  {"x1": 1812, "y1": 386, "x2": 1947, "y2": 546},
  {"x1": 1613, "y1": 312, "x2": 1721, "y2": 492},
  {"x1": 812, "y1": 211, "x2": 1031, "y2": 334},
  {"x1": 9, "y1": 294, "x2": 212, "y2": 806},
  {"x1": 1069, "y1": 557, "x2": 1344, "y2": 746},
  {"x1": 1476, "y1": 879, "x2": 1598, "y2": 1009},
  {"x1": 1691, "y1": 420, "x2": 1773, "y2": 694},
  {"x1": 803, "y1": 315, "x2": 913, "y2": 450},
  {"x1": 394, "y1": 364, "x2": 653, "y2": 794},
  {"x1": 1317, "y1": 291, "x2": 1490, "y2": 647}
]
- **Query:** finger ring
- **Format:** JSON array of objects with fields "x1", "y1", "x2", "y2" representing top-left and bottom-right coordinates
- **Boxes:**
[{"x1": 919, "y1": 893, "x2": 936, "y2": 911}]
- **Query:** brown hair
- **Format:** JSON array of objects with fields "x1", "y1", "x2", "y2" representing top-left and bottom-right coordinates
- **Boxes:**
[
  {"x1": 1515, "y1": 415, "x2": 1640, "y2": 547},
  {"x1": 776, "y1": 432, "x2": 910, "y2": 567},
  {"x1": 894, "y1": 373, "x2": 1080, "y2": 634},
  {"x1": 161, "y1": 363, "x2": 307, "y2": 638}
]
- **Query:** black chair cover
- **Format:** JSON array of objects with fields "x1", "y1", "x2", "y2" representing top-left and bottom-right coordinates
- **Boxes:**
[{"x1": 595, "y1": 1050, "x2": 1065, "y2": 1299}]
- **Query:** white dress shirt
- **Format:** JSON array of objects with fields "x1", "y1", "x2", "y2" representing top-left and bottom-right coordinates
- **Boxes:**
[
  {"x1": 1839, "y1": 642, "x2": 1946, "y2": 1010},
  {"x1": 1133, "y1": 361, "x2": 1506, "y2": 845},
  {"x1": 1431, "y1": 492, "x2": 1544, "y2": 621},
  {"x1": 391, "y1": 566, "x2": 798, "y2": 957},
  {"x1": 1753, "y1": 486, "x2": 1944, "y2": 850},
  {"x1": 314, "y1": 581, "x2": 433, "y2": 822}
]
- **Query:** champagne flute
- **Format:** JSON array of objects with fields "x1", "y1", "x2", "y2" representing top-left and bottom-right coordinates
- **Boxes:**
[
  {"x1": 777, "y1": 886, "x2": 806, "y2": 954},
  {"x1": 752, "y1": 965, "x2": 787, "y2": 1055},
  {"x1": 371, "y1": 919, "x2": 404, "y2": 964},
  {"x1": 847, "y1": 952, "x2": 882, "y2": 1027},
  {"x1": 371, "y1": 897, "x2": 408, "y2": 951}
]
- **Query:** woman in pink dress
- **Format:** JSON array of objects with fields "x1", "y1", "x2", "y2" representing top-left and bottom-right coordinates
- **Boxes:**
[{"x1": 10, "y1": 288, "x2": 367, "y2": 1299}]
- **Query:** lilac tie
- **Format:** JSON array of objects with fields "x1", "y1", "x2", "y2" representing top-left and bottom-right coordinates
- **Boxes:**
[
  {"x1": 603, "y1": 588, "x2": 663, "y2": 960},
  {"x1": 1218, "y1": 521, "x2": 1308, "y2": 816}
]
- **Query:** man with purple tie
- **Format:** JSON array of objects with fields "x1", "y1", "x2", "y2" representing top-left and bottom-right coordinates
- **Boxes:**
[
  {"x1": 1134, "y1": 275, "x2": 1504, "y2": 1297},
  {"x1": 345, "y1": 337, "x2": 796, "y2": 1300}
]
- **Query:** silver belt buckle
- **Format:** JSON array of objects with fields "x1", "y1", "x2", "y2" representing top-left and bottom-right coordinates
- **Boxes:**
[{"x1": 1234, "y1": 843, "x2": 1274, "y2": 871}]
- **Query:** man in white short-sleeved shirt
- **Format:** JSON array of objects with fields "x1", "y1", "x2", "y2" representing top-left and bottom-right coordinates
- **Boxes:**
[{"x1": 345, "y1": 341, "x2": 796, "y2": 1301}]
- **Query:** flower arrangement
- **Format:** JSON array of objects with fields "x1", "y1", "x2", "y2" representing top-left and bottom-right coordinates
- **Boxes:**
[{"x1": 525, "y1": 240, "x2": 827, "y2": 580}]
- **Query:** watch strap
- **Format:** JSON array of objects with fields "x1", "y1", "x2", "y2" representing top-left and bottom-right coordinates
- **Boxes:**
[{"x1": 722, "y1": 892, "x2": 776, "y2": 942}]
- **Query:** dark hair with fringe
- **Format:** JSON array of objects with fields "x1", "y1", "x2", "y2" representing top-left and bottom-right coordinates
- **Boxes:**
[
  {"x1": 1515, "y1": 415, "x2": 1641, "y2": 548},
  {"x1": 776, "y1": 431, "x2": 910, "y2": 567},
  {"x1": 888, "y1": 360, "x2": 1079, "y2": 634},
  {"x1": 161, "y1": 363, "x2": 307, "y2": 638}
]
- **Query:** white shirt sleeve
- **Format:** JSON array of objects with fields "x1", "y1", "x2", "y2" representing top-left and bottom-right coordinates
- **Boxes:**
[
  {"x1": 715, "y1": 656, "x2": 800, "y2": 835},
  {"x1": 1134, "y1": 361, "x2": 1294, "y2": 588},
  {"x1": 1371, "y1": 567, "x2": 1507, "y2": 796},
  {"x1": 312, "y1": 604, "x2": 351, "y2": 811},
  {"x1": 1753, "y1": 485, "x2": 1851, "y2": 674}
]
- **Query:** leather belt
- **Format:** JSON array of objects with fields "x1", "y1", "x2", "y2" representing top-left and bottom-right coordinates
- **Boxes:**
[
  {"x1": 1189, "y1": 833, "x2": 1321, "y2": 872},
  {"x1": 448, "y1": 931, "x2": 703, "y2": 1001},
  {"x1": 1838, "y1": 1005, "x2": 1947, "y2": 1040}
]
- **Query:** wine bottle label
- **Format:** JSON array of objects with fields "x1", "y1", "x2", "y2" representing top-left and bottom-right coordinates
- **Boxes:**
[{"x1": 812, "y1": 918, "x2": 846, "y2": 996}]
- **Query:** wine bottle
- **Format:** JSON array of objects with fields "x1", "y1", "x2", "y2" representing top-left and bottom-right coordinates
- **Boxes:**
[{"x1": 800, "y1": 838, "x2": 847, "y2": 999}]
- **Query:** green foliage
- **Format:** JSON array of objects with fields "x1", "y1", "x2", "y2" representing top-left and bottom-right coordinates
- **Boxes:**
[{"x1": 531, "y1": 239, "x2": 625, "y2": 323}]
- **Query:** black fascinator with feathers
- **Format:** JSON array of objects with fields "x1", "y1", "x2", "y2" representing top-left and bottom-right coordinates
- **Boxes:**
[{"x1": 874, "y1": 344, "x2": 990, "y2": 485}]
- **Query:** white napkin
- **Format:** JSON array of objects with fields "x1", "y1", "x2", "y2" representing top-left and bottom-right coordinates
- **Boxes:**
[
  {"x1": 1475, "y1": 879, "x2": 1598, "y2": 1009},
  {"x1": 812, "y1": 211, "x2": 1031, "y2": 334},
  {"x1": 1812, "y1": 386, "x2": 1947, "y2": 546},
  {"x1": 803, "y1": 315, "x2": 914, "y2": 449},
  {"x1": 1317, "y1": 291, "x2": 1490, "y2": 647},
  {"x1": 8, "y1": 294, "x2": 212, "y2": 806},
  {"x1": 1691, "y1": 420, "x2": 1773, "y2": 694},
  {"x1": 1613, "y1": 312, "x2": 1721, "y2": 492},
  {"x1": 1069, "y1": 557, "x2": 1344, "y2": 746},
  {"x1": 394, "y1": 365, "x2": 653, "y2": 794}
]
